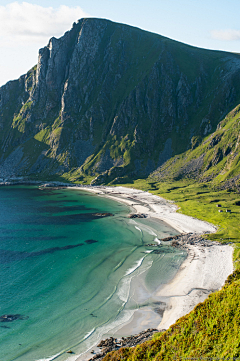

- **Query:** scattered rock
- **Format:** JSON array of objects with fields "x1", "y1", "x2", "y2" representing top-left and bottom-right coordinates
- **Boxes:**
[
  {"x1": 88, "y1": 329, "x2": 158, "y2": 360},
  {"x1": 94, "y1": 213, "x2": 114, "y2": 217},
  {"x1": 128, "y1": 214, "x2": 147, "y2": 218},
  {"x1": 169, "y1": 233, "x2": 219, "y2": 249},
  {"x1": 0, "y1": 314, "x2": 29, "y2": 322},
  {"x1": 161, "y1": 235, "x2": 179, "y2": 242}
]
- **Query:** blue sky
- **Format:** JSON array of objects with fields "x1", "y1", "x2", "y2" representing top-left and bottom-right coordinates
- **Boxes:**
[{"x1": 1, "y1": 0, "x2": 240, "y2": 86}]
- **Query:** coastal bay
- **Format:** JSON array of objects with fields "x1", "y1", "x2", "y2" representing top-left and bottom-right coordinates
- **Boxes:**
[
  {"x1": 1, "y1": 186, "x2": 233, "y2": 360},
  {"x1": 75, "y1": 186, "x2": 233, "y2": 361},
  {"x1": 0, "y1": 185, "x2": 185, "y2": 361}
]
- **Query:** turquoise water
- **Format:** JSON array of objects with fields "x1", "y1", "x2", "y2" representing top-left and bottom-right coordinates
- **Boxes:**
[{"x1": 0, "y1": 186, "x2": 186, "y2": 361}]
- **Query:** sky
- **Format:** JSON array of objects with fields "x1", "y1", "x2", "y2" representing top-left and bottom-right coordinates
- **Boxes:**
[{"x1": 1, "y1": 0, "x2": 240, "y2": 86}]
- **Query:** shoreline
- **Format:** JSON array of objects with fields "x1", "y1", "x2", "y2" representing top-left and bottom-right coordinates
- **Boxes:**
[
  {"x1": 1, "y1": 182, "x2": 234, "y2": 360},
  {"x1": 72, "y1": 185, "x2": 233, "y2": 360},
  {"x1": 75, "y1": 185, "x2": 217, "y2": 234}
]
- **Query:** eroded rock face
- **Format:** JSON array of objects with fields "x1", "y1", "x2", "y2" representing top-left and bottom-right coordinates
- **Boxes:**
[{"x1": 1, "y1": 18, "x2": 240, "y2": 182}]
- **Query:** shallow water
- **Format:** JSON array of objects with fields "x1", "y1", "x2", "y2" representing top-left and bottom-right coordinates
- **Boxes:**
[{"x1": 0, "y1": 186, "x2": 186, "y2": 361}]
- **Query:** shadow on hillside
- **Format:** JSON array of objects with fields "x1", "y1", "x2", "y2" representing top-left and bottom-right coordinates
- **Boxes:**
[{"x1": 0, "y1": 129, "x2": 72, "y2": 183}]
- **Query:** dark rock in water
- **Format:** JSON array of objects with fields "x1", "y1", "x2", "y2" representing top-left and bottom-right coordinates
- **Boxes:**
[
  {"x1": 128, "y1": 214, "x2": 147, "y2": 218},
  {"x1": 1, "y1": 325, "x2": 10, "y2": 329},
  {"x1": 90, "y1": 313, "x2": 97, "y2": 318},
  {"x1": 161, "y1": 235, "x2": 179, "y2": 242},
  {"x1": 0, "y1": 314, "x2": 29, "y2": 322},
  {"x1": 85, "y1": 240, "x2": 98, "y2": 244},
  {"x1": 93, "y1": 213, "x2": 114, "y2": 217}
]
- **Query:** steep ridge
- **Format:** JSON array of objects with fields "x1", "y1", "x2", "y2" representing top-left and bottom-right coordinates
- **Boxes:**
[
  {"x1": 1, "y1": 18, "x2": 240, "y2": 182},
  {"x1": 151, "y1": 103, "x2": 240, "y2": 191}
]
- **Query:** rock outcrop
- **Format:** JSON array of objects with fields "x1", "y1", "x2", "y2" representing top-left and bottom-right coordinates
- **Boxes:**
[{"x1": 1, "y1": 18, "x2": 240, "y2": 183}]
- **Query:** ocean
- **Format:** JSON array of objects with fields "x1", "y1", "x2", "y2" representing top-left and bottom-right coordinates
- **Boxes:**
[{"x1": 0, "y1": 186, "x2": 186, "y2": 361}]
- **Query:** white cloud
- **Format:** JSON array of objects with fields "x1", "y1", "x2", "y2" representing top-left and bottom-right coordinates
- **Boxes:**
[
  {"x1": 211, "y1": 29, "x2": 240, "y2": 41},
  {"x1": 0, "y1": 2, "x2": 89, "y2": 46}
]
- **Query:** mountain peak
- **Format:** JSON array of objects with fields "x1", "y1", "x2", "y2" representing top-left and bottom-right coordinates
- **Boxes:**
[{"x1": 0, "y1": 20, "x2": 240, "y2": 184}]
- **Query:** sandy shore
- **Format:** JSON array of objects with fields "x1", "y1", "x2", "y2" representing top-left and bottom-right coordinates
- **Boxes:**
[
  {"x1": 157, "y1": 242, "x2": 233, "y2": 329},
  {"x1": 72, "y1": 185, "x2": 233, "y2": 360},
  {"x1": 79, "y1": 186, "x2": 217, "y2": 234}
]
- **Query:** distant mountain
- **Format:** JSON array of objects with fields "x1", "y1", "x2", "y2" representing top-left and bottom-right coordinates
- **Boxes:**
[{"x1": 1, "y1": 18, "x2": 240, "y2": 183}]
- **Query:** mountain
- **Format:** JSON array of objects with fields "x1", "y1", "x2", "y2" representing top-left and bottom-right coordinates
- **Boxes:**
[
  {"x1": 151, "y1": 103, "x2": 240, "y2": 191},
  {"x1": 1, "y1": 18, "x2": 240, "y2": 183},
  {"x1": 1, "y1": 18, "x2": 240, "y2": 360}
]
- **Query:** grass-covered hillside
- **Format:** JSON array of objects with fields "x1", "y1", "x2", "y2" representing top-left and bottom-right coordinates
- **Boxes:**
[
  {"x1": 151, "y1": 103, "x2": 240, "y2": 191},
  {"x1": 103, "y1": 276, "x2": 240, "y2": 360},
  {"x1": 101, "y1": 177, "x2": 240, "y2": 360},
  {"x1": 1, "y1": 18, "x2": 240, "y2": 359},
  {"x1": 100, "y1": 104, "x2": 240, "y2": 360}
]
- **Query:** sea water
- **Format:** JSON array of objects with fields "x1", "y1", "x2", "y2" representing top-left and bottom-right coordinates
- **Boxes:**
[{"x1": 0, "y1": 186, "x2": 186, "y2": 361}]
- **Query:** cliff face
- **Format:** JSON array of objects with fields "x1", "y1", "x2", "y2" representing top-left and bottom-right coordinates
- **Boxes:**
[
  {"x1": 150, "y1": 103, "x2": 240, "y2": 191},
  {"x1": 1, "y1": 18, "x2": 240, "y2": 183}
]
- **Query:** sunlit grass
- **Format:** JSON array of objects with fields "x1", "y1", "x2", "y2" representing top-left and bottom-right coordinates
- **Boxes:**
[{"x1": 102, "y1": 178, "x2": 240, "y2": 360}]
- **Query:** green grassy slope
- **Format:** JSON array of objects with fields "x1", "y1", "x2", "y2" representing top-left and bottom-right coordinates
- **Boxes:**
[
  {"x1": 104, "y1": 277, "x2": 240, "y2": 360},
  {"x1": 101, "y1": 178, "x2": 240, "y2": 360},
  {"x1": 151, "y1": 103, "x2": 240, "y2": 191},
  {"x1": 102, "y1": 103, "x2": 240, "y2": 359}
]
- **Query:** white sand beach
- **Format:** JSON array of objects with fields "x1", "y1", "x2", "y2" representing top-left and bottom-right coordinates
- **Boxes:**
[
  {"x1": 81, "y1": 186, "x2": 233, "y2": 322},
  {"x1": 79, "y1": 186, "x2": 217, "y2": 234},
  {"x1": 73, "y1": 185, "x2": 233, "y2": 360}
]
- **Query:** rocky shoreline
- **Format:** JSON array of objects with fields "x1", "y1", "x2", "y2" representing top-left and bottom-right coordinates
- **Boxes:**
[
  {"x1": 162, "y1": 232, "x2": 222, "y2": 248},
  {"x1": 85, "y1": 232, "x2": 232, "y2": 361},
  {"x1": 84, "y1": 233, "x2": 221, "y2": 361},
  {"x1": 87, "y1": 328, "x2": 159, "y2": 360}
]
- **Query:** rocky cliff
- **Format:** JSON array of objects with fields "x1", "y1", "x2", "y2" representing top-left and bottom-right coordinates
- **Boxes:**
[
  {"x1": 151, "y1": 103, "x2": 240, "y2": 191},
  {"x1": 1, "y1": 18, "x2": 240, "y2": 183}
]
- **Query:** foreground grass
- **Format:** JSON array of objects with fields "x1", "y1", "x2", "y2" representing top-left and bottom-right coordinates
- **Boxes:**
[
  {"x1": 104, "y1": 277, "x2": 240, "y2": 360},
  {"x1": 102, "y1": 178, "x2": 240, "y2": 360}
]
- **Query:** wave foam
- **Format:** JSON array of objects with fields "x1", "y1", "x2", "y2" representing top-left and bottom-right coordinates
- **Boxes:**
[
  {"x1": 125, "y1": 257, "x2": 145, "y2": 276},
  {"x1": 135, "y1": 226, "x2": 142, "y2": 232},
  {"x1": 84, "y1": 328, "x2": 95, "y2": 340},
  {"x1": 154, "y1": 237, "x2": 161, "y2": 245},
  {"x1": 36, "y1": 352, "x2": 62, "y2": 361}
]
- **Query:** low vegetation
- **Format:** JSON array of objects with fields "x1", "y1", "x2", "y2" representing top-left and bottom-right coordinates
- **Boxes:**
[
  {"x1": 101, "y1": 178, "x2": 240, "y2": 360},
  {"x1": 103, "y1": 275, "x2": 240, "y2": 360}
]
